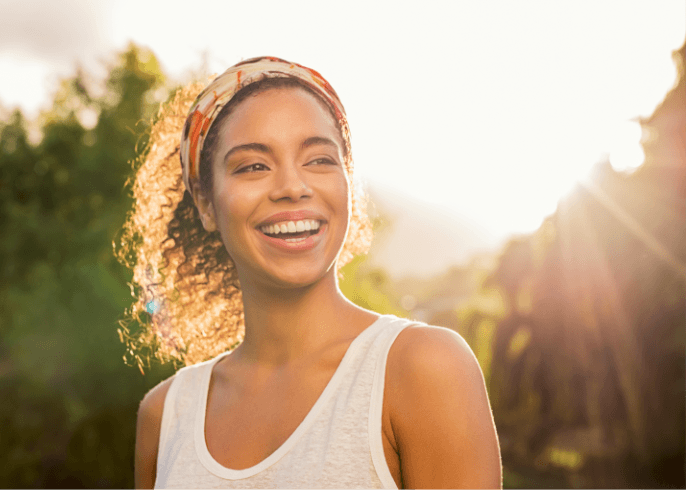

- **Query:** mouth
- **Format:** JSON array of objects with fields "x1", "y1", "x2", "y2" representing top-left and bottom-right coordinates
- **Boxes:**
[{"x1": 257, "y1": 219, "x2": 324, "y2": 243}]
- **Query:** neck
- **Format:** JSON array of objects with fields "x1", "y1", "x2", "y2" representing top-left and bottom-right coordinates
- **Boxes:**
[{"x1": 235, "y1": 269, "x2": 377, "y2": 366}]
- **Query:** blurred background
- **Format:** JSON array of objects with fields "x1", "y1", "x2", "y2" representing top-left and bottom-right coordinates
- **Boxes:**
[{"x1": 0, "y1": 1, "x2": 684, "y2": 487}]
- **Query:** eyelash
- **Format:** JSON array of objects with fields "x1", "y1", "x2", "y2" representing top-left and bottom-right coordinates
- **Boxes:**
[
  {"x1": 307, "y1": 157, "x2": 337, "y2": 166},
  {"x1": 235, "y1": 158, "x2": 337, "y2": 174},
  {"x1": 235, "y1": 163, "x2": 269, "y2": 174}
]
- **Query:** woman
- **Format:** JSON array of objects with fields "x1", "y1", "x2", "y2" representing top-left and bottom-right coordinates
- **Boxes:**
[{"x1": 126, "y1": 57, "x2": 501, "y2": 488}]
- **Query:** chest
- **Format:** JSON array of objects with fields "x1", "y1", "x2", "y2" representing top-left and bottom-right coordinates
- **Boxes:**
[
  {"x1": 204, "y1": 367, "x2": 332, "y2": 470},
  {"x1": 201, "y1": 363, "x2": 401, "y2": 487}
]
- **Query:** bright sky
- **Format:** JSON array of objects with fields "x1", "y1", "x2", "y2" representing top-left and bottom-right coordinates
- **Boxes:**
[{"x1": 0, "y1": 0, "x2": 684, "y2": 241}]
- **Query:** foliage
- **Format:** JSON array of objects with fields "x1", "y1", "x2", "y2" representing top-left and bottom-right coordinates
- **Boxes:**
[
  {"x1": 481, "y1": 42, "x2": 686, "y2": 488},
  {"x1": 339, "y1": 255, "x2": 406, "y2": 316},
  {"x1": 0, "y1": 43, "x2": 175, "y2": 488}
]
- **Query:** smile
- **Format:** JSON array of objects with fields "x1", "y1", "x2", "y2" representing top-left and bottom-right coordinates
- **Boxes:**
[{"x1": 259, "y1": 219, "x2": 322, "y2": 242}]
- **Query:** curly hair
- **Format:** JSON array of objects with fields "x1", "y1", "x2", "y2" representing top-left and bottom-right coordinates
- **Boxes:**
[{"x1": 117, "y1": 78, "x2": 372, "y2": 368}]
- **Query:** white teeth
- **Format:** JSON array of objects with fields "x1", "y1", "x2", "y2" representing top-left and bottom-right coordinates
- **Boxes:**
[{"x1": 260, "y1": 219, "x2": 323, "y2": 235}]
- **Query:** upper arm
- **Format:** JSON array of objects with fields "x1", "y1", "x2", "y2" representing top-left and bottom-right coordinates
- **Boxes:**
[
  {"x1": 386, "y1": 326, "x2": 502, "y2": 489},
  {"x1": 135, "y1": 376, "x2": 175, "y2": 489}
]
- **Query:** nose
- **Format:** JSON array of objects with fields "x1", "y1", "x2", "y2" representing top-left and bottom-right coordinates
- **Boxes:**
[{"x1": 268, "y1": 164, "x2": 313, "y2": 202}]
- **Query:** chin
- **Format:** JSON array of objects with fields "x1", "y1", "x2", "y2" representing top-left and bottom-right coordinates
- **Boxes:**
[
  {"x1": 276, "y1": 270, "x2": 334, "y2": 290},
  {"x1": 258, "y1": 261, "x2": 337, "y2": 291}
]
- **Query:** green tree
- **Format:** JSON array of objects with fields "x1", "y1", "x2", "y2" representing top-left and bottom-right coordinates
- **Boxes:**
[{"x1": 0, "y1": 43, "x2": 174, "y2": 488}]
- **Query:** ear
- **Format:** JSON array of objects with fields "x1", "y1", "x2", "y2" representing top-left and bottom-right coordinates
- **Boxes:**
[{"x1": 191, "y1": 182, "x2": 217, "y2": 232}]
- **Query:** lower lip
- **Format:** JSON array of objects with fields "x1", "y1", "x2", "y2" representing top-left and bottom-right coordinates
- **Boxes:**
[{"x1": 257, "y1": 224, "x2": 326, "y2": 252}]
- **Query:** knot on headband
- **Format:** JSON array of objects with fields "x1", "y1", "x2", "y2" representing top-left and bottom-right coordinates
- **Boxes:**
[{"x1": 179, "y1": 56, "x2": 348, "y2": 195}]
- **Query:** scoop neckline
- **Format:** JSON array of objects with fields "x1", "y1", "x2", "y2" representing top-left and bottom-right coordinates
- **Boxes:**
[{"x1": 194, "y1": 314, "x2": 389, "y2": 480}]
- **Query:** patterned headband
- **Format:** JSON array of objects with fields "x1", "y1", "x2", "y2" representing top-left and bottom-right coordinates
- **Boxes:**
[{"x1": 180, "y1": 56, "x2": 349, "y2": 195}]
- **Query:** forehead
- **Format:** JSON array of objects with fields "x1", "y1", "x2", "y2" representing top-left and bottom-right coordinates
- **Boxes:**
[{"x1": 217, "y1": 87, "x2": 343, "y2": 149}]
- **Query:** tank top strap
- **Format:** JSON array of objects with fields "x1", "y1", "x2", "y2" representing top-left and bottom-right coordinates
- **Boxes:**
[
  {"x1": 366, "y1": 316, "x2": 421, "y2": 488},
  {"x1": 156, "y1": 353, "x2": 229, "y2": 485}
]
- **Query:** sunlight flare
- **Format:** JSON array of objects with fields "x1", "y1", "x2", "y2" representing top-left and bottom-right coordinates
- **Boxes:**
[{"x1": 608, "y1": 121, "x2": 646, "y2": 173}]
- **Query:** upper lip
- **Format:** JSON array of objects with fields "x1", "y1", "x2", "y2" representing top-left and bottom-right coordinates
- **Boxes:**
[{"x1": 256, "y1": 210, "x2": 327, "y2": 227}]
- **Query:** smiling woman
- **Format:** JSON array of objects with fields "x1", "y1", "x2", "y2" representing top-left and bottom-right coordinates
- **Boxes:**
[
  {"x1": 119, "y1": 57, "x2": 501, "y2": 489},
  {"x1": 194, "y1": 87, "x2": 351, "y2": 290}
]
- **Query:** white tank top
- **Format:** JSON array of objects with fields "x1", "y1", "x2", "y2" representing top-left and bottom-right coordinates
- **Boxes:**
[{"x1": 155, "y1": 314, "x2": 416, "y2": 489}]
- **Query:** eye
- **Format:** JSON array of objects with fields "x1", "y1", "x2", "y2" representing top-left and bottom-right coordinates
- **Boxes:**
[
  {"x1": 235, "y1": 163, "x2": 270, "y2": 174},
  {"x1": 306, "y1": 157, "x2": 337, "y2": 166}
]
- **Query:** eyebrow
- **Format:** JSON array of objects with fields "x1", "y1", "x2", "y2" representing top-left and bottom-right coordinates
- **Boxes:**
[
  {"x1": 223, "y1": 143, "x2": 271, "y2": 163},
  {"x1": 300, "y1": 136, "x2": 340, "y2": 152},
  {"x1": 223, "y1": 137, "x2": 341, "y2": 163}
]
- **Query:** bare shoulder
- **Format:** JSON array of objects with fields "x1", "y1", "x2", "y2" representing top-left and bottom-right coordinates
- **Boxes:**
[
  {"x1": 385, "y1": 325, "x2": 489, "y2": 418},
  {"x1": 385, "y1": 324, "x2": 502, "y2": 489},
  {"x1": 135, "y1": 375, "x2": 176, "y2": 489},
  {"x1": 388, "y1": 324, "x2": 481, "y2": 383},
  {"x1": 139, "y1": 375, "x2": 176, "y2": 420}
]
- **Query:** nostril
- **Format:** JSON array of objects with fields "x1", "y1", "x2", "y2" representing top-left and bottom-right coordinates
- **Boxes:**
[{"x1": 269, "y1": 178, "x2": 314, "y2": 201}]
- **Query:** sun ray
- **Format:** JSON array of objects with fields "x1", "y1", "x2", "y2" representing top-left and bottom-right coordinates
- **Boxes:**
[{"x1": 580, "y1": 180, "x2": 686, "y2": 279}]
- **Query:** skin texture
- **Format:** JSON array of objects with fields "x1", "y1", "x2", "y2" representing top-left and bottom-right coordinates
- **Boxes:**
[{"x1": 134, "y1": 87, "x2": 502, "y2": 488}]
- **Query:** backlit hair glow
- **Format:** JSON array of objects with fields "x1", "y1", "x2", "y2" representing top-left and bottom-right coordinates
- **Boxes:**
[{"x1": 117, "y1": 68, "x2": 372, "y2": 369}]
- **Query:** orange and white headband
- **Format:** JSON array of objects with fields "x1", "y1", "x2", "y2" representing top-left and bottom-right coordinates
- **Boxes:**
[{"x1": 180, "y1": 56, "x2": 349, "y2": 195}]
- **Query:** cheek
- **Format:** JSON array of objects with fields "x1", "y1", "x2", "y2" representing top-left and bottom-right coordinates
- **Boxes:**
[
  {"x1": 330, "y1": 175, "x2": 352, "y2": 225},
  {"x1": 322, "y1": 170, "x2": 349, "y2": 198},
  {"x1": 212, "y1": 186, "x2": 256, "y2": 247},
  {"x1": 214, "y1": 176, "x2": 261, "y2": 221}
]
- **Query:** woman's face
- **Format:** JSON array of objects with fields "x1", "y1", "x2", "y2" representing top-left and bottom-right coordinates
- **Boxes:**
[{"x1": 200, "y1": 87, "x2": 350, "y2": 290}]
